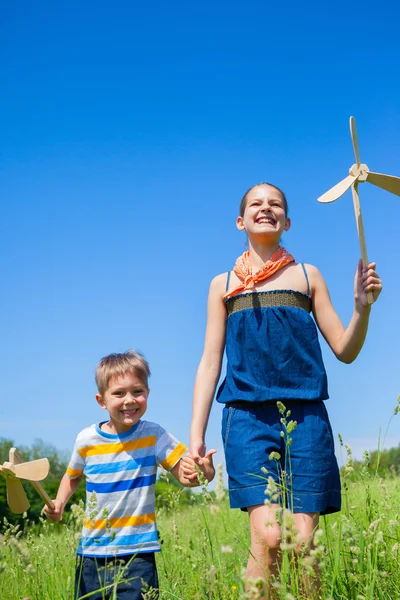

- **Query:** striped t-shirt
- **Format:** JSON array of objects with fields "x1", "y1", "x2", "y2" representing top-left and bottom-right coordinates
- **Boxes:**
[{"x1": 66, "y1": 419, "x2": 187, "y2": 557}]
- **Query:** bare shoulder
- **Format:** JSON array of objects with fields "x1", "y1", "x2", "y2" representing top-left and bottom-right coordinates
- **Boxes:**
[
  {"x1": 302, "y1": 263, "x2": 321, "y2": 275},
  {"x1": 303, "y1": 263, "x2": 325, "y2": 282},
  {"x1": 301, "y1": 264, "x2": 329, "y2": 297},
  {"x1": 209, "y1": 272, "x2": 229, "y2": 296}
]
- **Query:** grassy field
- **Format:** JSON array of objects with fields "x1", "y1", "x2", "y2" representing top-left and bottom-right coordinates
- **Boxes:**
[{"x1": 1, "y1": 462, "x2": 399, "y2": 600}]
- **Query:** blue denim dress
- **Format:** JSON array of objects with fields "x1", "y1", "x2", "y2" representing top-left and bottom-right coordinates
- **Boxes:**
[{"x1": 218, "y1": 265, "x2": 341, "y2": 514}]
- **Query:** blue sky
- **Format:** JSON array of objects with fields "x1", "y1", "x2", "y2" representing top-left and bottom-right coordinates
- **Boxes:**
[{"x1": 1, "y1": 1, "x2": 399, "y2": 471}]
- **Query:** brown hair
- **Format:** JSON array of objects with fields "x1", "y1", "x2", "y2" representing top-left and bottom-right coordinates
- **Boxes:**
[
  {"x1": 95, "y1": 350, "x2": 151, "y2": 394},
  {"x1": 239, "y1": 182, "x2": 288, "y2": 217}
]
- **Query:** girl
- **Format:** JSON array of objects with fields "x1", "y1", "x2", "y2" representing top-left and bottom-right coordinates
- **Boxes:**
[{"x1": 189, "y1": 182, "x2": 382, "y2": 596}]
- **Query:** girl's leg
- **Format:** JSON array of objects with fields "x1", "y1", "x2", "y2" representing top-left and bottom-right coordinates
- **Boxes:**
[
  {"x1": 294, "y1": 511, "x2": 319, "y2": 546},
  {"x1": 246, "y1": 508, "x2": 321, "y2": 599},
  {"x1": 247, "y1": 504, "x2": 282, "y2": 598},
  {"x1": 294, "y1": 512, "x2": 320, "y2": 599}
]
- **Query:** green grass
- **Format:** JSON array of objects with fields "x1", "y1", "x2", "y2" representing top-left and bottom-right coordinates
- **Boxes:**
[{"x1": 1, "y1": 470, "x2": 399, "y2": 600}]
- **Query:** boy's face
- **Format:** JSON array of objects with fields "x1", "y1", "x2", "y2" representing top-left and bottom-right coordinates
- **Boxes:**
[{"x1": 96, "y1": 372, "x2": 149, "y2": 434}]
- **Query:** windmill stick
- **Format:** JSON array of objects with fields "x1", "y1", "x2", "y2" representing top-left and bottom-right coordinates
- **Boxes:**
[
  {"x1": 351, "y1": 183, "x2": 374, "y2": 305},
  {"x1": 10, "y1": 448, "x2": 55, "y2": 510}
]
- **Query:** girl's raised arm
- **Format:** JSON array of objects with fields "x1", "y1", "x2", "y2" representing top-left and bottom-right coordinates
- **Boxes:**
[
  {"x1": 190, "y1": 273, "x2": 227, "y2": 463},
  {"x1": 308, "y1": 260, "x2": 382, "y2": 364}
]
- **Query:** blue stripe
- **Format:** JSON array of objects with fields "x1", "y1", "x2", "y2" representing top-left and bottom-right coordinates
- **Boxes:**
[
  {"x1": 79, "y1": 530, "x2": 159, "y2": 549},
  {"x1": 77, "y1": 549, "x2": 161, "y2": 558},
  {"x1": 84, "y1": 456, "x2": 156, "y2": 475},
  {"x1": 86, "y1": 474, "x2": 156, "y2": 494}
]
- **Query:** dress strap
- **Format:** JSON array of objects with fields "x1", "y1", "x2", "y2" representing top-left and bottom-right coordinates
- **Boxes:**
[
  {"x1": 301, "y1": 263, "x2": 311, "y2": 297},
  {"x1": 226, "y1": 271, "x2": 231, "y2": 292}
]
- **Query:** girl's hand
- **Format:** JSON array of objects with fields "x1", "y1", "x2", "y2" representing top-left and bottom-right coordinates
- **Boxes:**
[
  {"x1": 354, "y1": 260, "x2": 382, "y2": 309},
  {"x1": 43, "y1": 499, "x2": 64, "y2": 522},
  {"x1": 181, "y1": 450, "x2": 217, "y2": 482},
  {"x1": 198, "y1": 449, "x2": 217, "y2": 483},
  {"x1": 189, "y1": 439, "x2": 207, "y2": 466}
]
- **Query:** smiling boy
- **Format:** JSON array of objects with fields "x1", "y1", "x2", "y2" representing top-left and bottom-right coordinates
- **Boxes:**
[{"x1": 44, "y1": 350, "x2": 215, "y2": 600}]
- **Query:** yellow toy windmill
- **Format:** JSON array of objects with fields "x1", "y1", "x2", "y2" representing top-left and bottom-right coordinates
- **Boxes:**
[
  {"x1": 318, "y1": 116, "x2": 400, "y2": 303},
  {"x1": 0, "y1": 447, "x2": 55, "y2": 514}
]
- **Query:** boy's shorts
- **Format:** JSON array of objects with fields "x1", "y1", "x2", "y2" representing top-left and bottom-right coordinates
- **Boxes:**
[
  {"x1": 75, "y1": 552, "x2": 158, "y2": 600},
  {"x1": 222, "y1": 400, "x2": 341, "y2": 514}
]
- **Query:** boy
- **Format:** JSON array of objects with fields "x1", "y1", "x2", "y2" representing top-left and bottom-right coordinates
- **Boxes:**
[{"x1": 44, "y1": 350, "x2": 215, "y2": 600}]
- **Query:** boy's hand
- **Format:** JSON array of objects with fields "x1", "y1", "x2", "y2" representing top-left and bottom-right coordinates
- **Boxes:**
[
  {"x1": 181, "y1": 449, "x2": 216, "y2": 484},
  {"x1": 43, "y1": 499, "x2": 64, "y2": 522}
]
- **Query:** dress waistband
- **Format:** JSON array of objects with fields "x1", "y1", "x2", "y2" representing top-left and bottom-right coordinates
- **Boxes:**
[{"x1": 225, "y1": 399, "x2": 324, "y2": 409}]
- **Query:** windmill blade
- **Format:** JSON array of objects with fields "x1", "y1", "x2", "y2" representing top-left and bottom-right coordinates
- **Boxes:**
[
  {"x1": 366, "y1": 171, "x2": 400, "y2": 196},
  {"x1": 14, "y1": 458, "x2": 50, "y2": 482},
  {"x1": 6, "y1": 478, "x2": 30, "y2": 514},
  {"x1": 318, "y1": 174, "x2": 356, "y2": 203},
  {"x1": 350, "y1": 116, "x2": 361, "y2": 166}
]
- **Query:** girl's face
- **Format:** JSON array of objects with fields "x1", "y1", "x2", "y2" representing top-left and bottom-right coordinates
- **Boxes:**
[{"x1": 237, "y1": 184, "x2": 290, "y2": 240}]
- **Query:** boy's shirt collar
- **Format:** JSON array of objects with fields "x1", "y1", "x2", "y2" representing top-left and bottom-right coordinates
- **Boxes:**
[{"x1": 95, "y1": 420, "x2": 141, "y2": 440}]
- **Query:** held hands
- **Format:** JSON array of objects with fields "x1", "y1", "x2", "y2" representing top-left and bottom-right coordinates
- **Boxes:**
[
  {"x1": 43, "y1": 499, "x2": 64, "y2": 522},
  {"x1": 354, "y1": 260, "x2": 382, "y2": 310},
  {"x1": 180, "y1": 448, "x2": 216, "y2": 485}
]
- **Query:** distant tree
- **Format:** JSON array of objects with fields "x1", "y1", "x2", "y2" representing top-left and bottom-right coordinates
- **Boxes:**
[
  {"x1": 369, "y1": 444, "x2": 400, "y2": 475},
  {"x1": 343, "y1": 443, "x2": 400, "y2": 479}
]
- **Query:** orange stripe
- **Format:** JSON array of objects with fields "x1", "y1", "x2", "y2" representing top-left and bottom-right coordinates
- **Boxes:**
[
  {"x1": 78, "y1": 436, "x2": 156, "y2": 458},
  {"x1": 84, "y1": 512, "x2": 156, "y2": 530},
  {"x1": 66, "y1": 467, "x2": 83, "y2": 478},
  {"x1": 161, "y1": 443, "x2": 187, "y2": 471}
]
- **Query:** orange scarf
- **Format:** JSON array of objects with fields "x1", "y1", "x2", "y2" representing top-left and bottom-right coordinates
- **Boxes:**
[{"x1": 224, "y1": 246, "x2": 295, "y2": 300}]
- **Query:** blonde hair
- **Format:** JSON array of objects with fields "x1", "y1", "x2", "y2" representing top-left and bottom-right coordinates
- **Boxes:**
[{"x1": 95, "y1": 350, "x2": 151, "y2": 394}]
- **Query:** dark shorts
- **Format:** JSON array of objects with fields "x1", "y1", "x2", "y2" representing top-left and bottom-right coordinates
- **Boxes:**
[
  {"x1": 222, "y1": 400, "x2": 341, "y2": 514},
  {"x1": 75, "y1": 552, "x2": 159, "y2": 600}
]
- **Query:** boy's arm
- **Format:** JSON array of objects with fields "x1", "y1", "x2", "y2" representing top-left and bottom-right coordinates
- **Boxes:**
[
  {"x1": 43, "y1": 473, "x2": 82, "y2": 522},
  {"x1": 169, "y1": 451, "x2": 216, "y2": 487}
]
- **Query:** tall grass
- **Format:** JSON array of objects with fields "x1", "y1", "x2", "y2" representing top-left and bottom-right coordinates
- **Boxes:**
[{"x1": 1, "y1": 401, "x2": 399, "y2": 599}]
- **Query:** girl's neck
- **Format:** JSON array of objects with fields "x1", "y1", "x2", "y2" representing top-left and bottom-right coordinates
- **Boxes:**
[{"x1": 247, "y1": 240, "x2": 281, "y2": 269}]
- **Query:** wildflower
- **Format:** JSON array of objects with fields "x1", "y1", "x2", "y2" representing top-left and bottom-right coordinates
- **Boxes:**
[
  {"x1": 264, "y1": 476, "x2": 280, "y2": 505},
  {"x1": 173, "y1": 519, "x2": 179, "y2": 541},
  {"x1": 87, "y1": 491, "x2": 99, "y2": 525},
  {"x1": 269, "y1": 451, "x2": 281, "y2": 461},
  {"x1": 215, "y1": 464, "x2": 226, "y2": 503},
  {"x1": 276, "y1": 401, "x2": 286, "y2": 415},
  {"x1": 245, "y1": 577, "x2": 265, "y2": 599},
  {"x1": 209, "y1": 503, "x2": 220, "y2": 515},
  {"x1": 368, "y1": 518, "x2": 382, "y2": 532},
  {"x1": 196, "y1": 466, "x2": 213, "y2": 504},
  {"x1": 313, "y1": 528, "x2": 324, "y2": 546},
  {"x1": 344, "y1": 444, "x2": 354, "y2": 476}
]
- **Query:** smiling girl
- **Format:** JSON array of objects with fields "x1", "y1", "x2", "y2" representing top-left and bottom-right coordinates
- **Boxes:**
[{"x1": 189, "y1": 182, "x2": 382, "y2": 597}]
